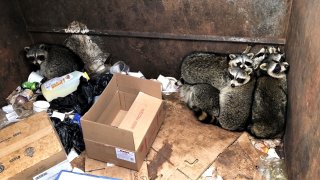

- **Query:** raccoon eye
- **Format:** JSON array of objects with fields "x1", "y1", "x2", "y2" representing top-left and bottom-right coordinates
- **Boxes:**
[
  {"x1": 245, "y1": 62, "x2": 252, "y2": 66},
  {"x1": 28, "y1": 56, "x2": 35, "y2": 60},
  {"x1": 37, "y1": 55, "x2": 45, "y2": 61},
  {"x1": 236, "y1": 62, "x2": 242, "y2": 66},
  {"x1": 228, "y1": 73, "x2": 235, "y2": 79},
  {"x1": 236, "y1": 78, "x2": 245, "y2": 83},
  {"x1": 272, "y1": 64, "x2": 281, "y2": 73}
]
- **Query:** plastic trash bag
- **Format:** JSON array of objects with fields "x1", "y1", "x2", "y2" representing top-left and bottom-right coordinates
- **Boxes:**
[
  {"x1": 49, "y1": 77, "x2": 94, "y2": 115},
  {"x1": 51, "y1": 117, "x2": 85, "y2": 154},
  {"x1": 90, "y1": 73, "x2": 113, "y2": 96}
]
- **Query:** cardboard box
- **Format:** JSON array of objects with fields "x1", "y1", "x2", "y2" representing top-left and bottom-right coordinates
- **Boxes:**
[
  {"x1": 82, "y1": 74, "x2": 165, "y2": 171},
  {"x1": 0, "y1": 112, "x2": 70, "y2": 180}
]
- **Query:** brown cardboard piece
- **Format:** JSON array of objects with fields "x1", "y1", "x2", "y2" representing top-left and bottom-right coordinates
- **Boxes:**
[
  {"x1": 82, "y1": 74, "x2": 165, "y2": 171},
  {"x1": 0, "y1": 112, "x2": 68, "y2": 179},
  {"x1": 85, "y1": 156, "x2": 149, "y2": 180}
]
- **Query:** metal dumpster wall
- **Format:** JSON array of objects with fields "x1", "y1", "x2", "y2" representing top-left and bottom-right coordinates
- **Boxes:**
[
  {"x1": 18, "y1": 0, "x2": 291, "y2": 78},
  {"x1": 0, "y1": 0, "x2": 32, "y2": 106},
  {"x1": 285, "y1": 0, "x2": 320, "y2": 179}
]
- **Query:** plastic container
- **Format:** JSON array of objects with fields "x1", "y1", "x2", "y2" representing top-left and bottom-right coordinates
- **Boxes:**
[
  {"x1": 28, "y1": 71, "x2": 44, "y2": 83},
  {"x1": 41, "y1": 71, "x2": 89, "y2": 102},
  {"x1": 33, "y1": 101, "x2": 50, "y2": 112}
]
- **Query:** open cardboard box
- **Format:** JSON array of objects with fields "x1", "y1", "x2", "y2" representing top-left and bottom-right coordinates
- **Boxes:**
[
  {"x1": 81, "y1": 74, "x2": 165, "y2": 171},
  {"x1": 0, "y1": 112, "x2": 71, "y2": 180}
]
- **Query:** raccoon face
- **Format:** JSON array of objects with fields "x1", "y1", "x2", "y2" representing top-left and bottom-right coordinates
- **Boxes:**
[
  {"x1": 228, "y1": 66, "x2": 252, "y2": 87},
  {"x1": 252, "y1": 47, "x2": 267, "y2": 69},
  {"x1": 260, "y1": 55, "x2": 289, "y2": 79},
  {"x1": 252, "y1": 46, "x2": 283, "y2": 69},
  {"x1": 24, "y1": 44, "x2": 48, "y2": 65},
  {"x1": 229, "y1": 53, "x2": 254, "y2": 70}
]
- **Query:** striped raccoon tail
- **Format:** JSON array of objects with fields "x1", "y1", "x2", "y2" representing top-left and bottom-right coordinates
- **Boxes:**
[
  {"x1": 175, "y1": 77, "x2": 185, "y2": 86},
  {"x1": 191, "y1": 106, "x2": 216, "y2": 124}
]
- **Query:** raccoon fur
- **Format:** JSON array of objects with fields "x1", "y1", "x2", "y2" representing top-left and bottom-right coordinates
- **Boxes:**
[
  {"x1": 180, "y1": 66, "x2": 253, "y2": 129},
  {"x1": 179, "y1": 83, "x2": 220, "y2": 124},
  {"x1": 25, "y1": 43, "x2": 84, "y2": 79},
  {"x1": 250, "y1": 52, "x2": 289, "y2": 138},
  {"x1": 64, "y1": 35, "x2": 110, "y2": 76},
  {"x1": 180, "y1": 52, "x2": 254, "y2": 90},
  {"x1": 218, "y1": 76, "x2": 256, "y2": 131}
]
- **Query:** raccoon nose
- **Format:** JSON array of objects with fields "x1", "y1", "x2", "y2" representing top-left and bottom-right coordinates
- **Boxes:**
[{"x1": 231, "y1": 84, "x2": 235, "y2": 88}]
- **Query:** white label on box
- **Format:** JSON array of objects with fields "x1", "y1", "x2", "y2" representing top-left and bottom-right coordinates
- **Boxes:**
[
  {"x1": 115, "y1": 148, "x2": 136, "y2": 163},
  {"x1": 33, "y1": 160, "x2": 72, "y2": 180}
]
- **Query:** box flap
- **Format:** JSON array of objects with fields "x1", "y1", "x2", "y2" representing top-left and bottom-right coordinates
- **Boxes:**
[
  {"x1": 114, "y1": 74, "x2": 162, "y2": 99},
  {"x1": 118, "y1": 92, "x2": 163, "y2": 150},
  {"x1": 96, "y1": 91, "x2": 122, "y2": 125},
  {"x1": 83, "y1": 74, "x2": 118, "y2": 122},
  {"x1": 0, "y1": 112, "x2": 54, "y2": 158}
]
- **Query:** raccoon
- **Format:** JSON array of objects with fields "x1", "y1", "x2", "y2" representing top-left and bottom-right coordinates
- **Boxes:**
[
  {"x1": 25, "y1": 43, "x2": 84, "y2": 79},
  {"x1": 179, "y1": 83, "x2": 220, "y2": 124},
  {"x1": 252, "y1": 46, "x2": 283, "y2": 70},
  {"x1": 180, "y1": 52, "x2": 254, "y2": 90},
  {"x1": 217, "y1": 72, "x2": 256, "y2": 131},
  {"x1": 250, "y1": 55, "x2": 289, "y2": 138},
  {"x1": 64, "y1": 35, "x2": 110, "y2": 76},
  {"x1": 179, "y1": 66, "x2": 253, "y2": 127}
]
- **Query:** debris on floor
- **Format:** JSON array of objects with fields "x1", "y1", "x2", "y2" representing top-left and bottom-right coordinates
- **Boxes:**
[{"x1": 0, "y1": 42, "x2": 289, "y2": 179}]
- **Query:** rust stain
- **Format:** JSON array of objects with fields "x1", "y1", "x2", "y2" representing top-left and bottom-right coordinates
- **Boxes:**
[{"x1": 147, "y1": 141, "x2": 173, "y2": 180}]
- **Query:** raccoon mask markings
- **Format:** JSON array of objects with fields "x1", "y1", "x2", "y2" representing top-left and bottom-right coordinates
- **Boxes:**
[
  {"x1": 24, "y1": 43, "x2": 84, "y2": 79},
  {"x1": 228, "y1": 66, "x2": 252, "y2": 88}
]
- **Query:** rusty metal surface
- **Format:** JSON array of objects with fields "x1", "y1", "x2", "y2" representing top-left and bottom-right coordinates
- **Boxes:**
[
  {"x1": 19, "y1": 0, "x2": 291, "y2": 40},
  {"x1": 31, "y1": 33, "x2": 270, "y2": 79},
  {"x1": 285, "y1": 0, "x2": 320, "y2": 179},
  {"x1": 0, "y1": 0, "x2": 32, "y2": 106}
]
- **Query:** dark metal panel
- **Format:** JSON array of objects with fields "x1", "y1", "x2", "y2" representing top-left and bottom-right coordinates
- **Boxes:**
[
  {"x1": 0, "y1": 0, "x2": 32, "y2": 106},
  {"x1": 285, "y1": 0, "x2": 320, "y2": 179},
  {"x1": 31, "y1": 33, "x2": 268, "y2": 79},
  {"x1": 19, "y1": 0, "x2": 291, "y2": 41}
]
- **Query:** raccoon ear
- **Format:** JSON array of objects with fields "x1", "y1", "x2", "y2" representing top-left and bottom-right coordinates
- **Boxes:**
[
  {"x1": 24, "y1": 46, "x2": 30, "y2": 52},
  {"x1": 245, "y1": 68, "x2": 253, "y2": 75},
  {"x1": 39, "y1": 44, "x2": 46, "y2": 50},
  {"x1": 247, "y1": 53, "x2": 254, "y2": 59},
  {"x1": 259, "y1": 63, "x2": 268, "y2": 71},
  {"x1": 229, "y1": 54, "x2": 236, "y2": 59}
]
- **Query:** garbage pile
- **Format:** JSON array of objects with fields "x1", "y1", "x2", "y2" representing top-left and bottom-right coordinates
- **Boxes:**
[{"x1": 1, "y1": 70, "x2": 113, "y2": 154}]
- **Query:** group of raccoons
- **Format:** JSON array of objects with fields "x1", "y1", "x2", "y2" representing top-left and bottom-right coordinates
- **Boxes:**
[{"x1": 178, "y1": 45, "x2": 289, "y2": 139}]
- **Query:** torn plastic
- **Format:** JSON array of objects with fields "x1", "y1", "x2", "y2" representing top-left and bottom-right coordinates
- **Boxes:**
[
  {"x1": 109, "y1": 61, "x2": 130, "y2": 74},
  {"x1": 156, "y1": 75, "x2": 179, "y2": 95},
  {"x1": 258, "y1": 156, "x2": 288, "y2": 180},
  {"x1": 250, "y1": 138, "x2": 282, "y2": 154},
  {"x1": 50, "y1": 116, "x2": 85, "y2": 154},
  {"x1": 0, "y1": 104, "x2": 34, "y2": 129}
]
